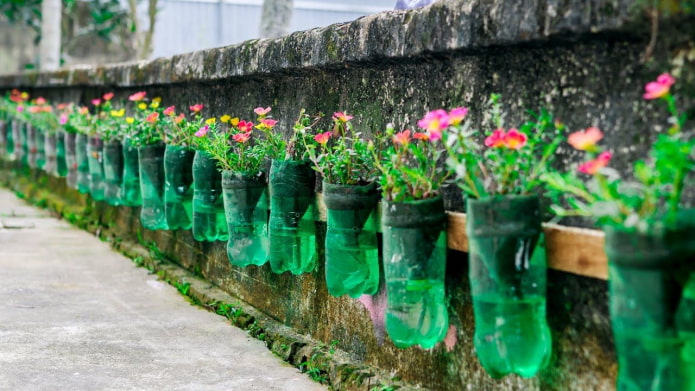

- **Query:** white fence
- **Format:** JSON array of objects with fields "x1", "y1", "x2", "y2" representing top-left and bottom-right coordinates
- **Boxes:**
[{"x1": 153, "y1": 0, "x2": 395, "y2": 59}]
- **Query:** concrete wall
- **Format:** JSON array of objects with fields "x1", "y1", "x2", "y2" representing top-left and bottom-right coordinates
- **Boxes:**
[{"x1": 1, "y1": 1, "x2": 694, "y2": 390}]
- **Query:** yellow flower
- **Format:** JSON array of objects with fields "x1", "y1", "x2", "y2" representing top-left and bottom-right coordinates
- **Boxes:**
[
  {"x1": 152, "y1": 97, "x2": 162, "y2": 104},
  {"x1": 150, "y1": 101, "x2": 160, "y2": 109},
  {"x1": 110, "y1": 109, "x2": 125, "y2": 118},
  {"x1": 205, "y1": 117, "x2": 216, "y2": 125},
  {"x1": 230, "y1": 117, "x2": 239, "y2": 126},
  {"x1": 220, "y1": 114, "x2": 231, "y2": 123},
  {"x1": 137, "y1": 103, "x2": 147, "y2": 110},
  {"x1": 125, "y1": 117, "x2": 135, "y2": 124}
]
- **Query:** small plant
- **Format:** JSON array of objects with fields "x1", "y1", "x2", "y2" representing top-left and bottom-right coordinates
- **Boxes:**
[
  {"x1": 259, "y1": 107, "x2": 321, "y2": 161},
  {"x1": 175, "y1": 281, "x2": 191, "y2": 296},
  {"x1": 126, "y1": 91, "x2": 165, "y2": 146},
  {"x1": 542, "y1": 73, "x2": 694, "y2": 231},
  {"x1": 161, "y1": 103, "x2": 203, "y2": 147}
]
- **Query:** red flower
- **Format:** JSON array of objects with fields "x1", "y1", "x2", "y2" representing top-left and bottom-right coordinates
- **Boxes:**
[
  {"x1": 314, "y1": 131, "x2": 331, "y2": 145},
  {"x1": 393, "y1": 130, "x2": 411, "y2": 146},
  {"x1": 568, "y1": 127, "x2": 603, "y2": 151},
  {"x1": 237, "y1": 120, "x2": 254, "y2": 133},
  {"x1": 413, "y1": 132, "x2": 430, "y2": 141},
  {"x1": 174, "y1": 113, "x2": 185, "y2": 124},
  {"x1": 503, "y1": 128, "x2": 527, "y2": 149},
  {"x1": 128, "y1": 91, "x2": 147, "y2": 101},
  {"x1": 233, "y1": 132, "x2": 250, "y2": 143},
  {"x1": 145, "y1": 112, "x2": 159, "y2": 123},
  {"x1": 163, "y1": 106, "x2": 176, "y2": 116},
  {"x1": 103, "y1": 92, "x2": 114, "y2": 101},
  {"x1": 578, "y1": 151, "x2": 612, "y2": 175},
  {"x1": 484, "y1": 128, "x2": 507, "y2": 148},
  {"x1": 189, "y1": 104, "x2": 204, "y2": 113}
]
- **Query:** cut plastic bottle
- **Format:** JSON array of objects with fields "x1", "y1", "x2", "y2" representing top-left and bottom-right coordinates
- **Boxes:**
[
  {"x1": 382, "y1": 197, "x2": 449, "y2": 349},
  {"x1": 164, "y1": 145, "x2": 195, "y2": 230},
  {"x1": 268, "y1": 159, "x2": 316, "y2": 275},
  {"x1": 466, "y1": 195, "x2": 552, "y2": 379},
  {"x1": 44, "y1": 132, "x2": 57, "y2": 174},
  {"x1": 120, "y1": 137, "x2": 142, "y2": 207},
  {"x1": 87, "y1": 136, "x2": 106, "y2": 201},
  {"x1": 222, "y1": 170, "x2": 269, "y2": 268},
  {"x1": 192, "y1": 150, "x2": 227, "y2": 241},
  {"x1": 103, "y1": 140, "x2": 124, "y2": 206},
  {"x1": 55, "y1": 129, "x2": 67, "y2": 177},
  {"x1": 138, "y1": 143, "x2": 168, "y2": 230},
  {"x1": 64, "y1": 132, "x2": 79, "y2": 189},
  {"x1": 323, "y1": 181, "x2": 379, "y2": 298},
  {"x1": 75, "y1": 134, "x2": 91, "y2": 193}
]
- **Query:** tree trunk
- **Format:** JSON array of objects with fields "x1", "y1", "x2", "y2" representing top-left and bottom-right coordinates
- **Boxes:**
[
  {"x1": 39, "y1": 0, "x2": 62, "y2": 70},
  {"x1": 259, "y1": 0, "x2": 294, "y2": 38}
]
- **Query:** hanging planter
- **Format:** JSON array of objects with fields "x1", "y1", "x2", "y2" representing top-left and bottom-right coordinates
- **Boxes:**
[
  {"x1": 44, "y1": 131, "x2": 57, "y2": 175},
  {"x1": 0, "y1": 119, "x2": 8, "y2": 159},
  {"x1": 55, "y1": 129, "x2": 67, "y2": 177},
  {"x1": 102, "y1": 140, "x2": 124, "y2": 206},
  {"x1": 74, "y1": 134, "x2": 91, "y2": 193},
  {"x1": 466, "y1": 195, "x2": 552, "y2": 379},
  {"x1": 87, "y1": 136, "x2": 106, "y2": 201},
  {"x1": 27, "y1": 124, "x2": 39, "y2": 169},
  {"x1": 323, "y1": 181, "x2": 380, "y2": 298},
  {"x1": 221, "y1": 170, "x2": 269, "y2": 267},
  {"x1": 121, "y1": 137, "x2": 142, "y2": 207},
  {"x1": 192, "y1": 150, "x2": 228, "y2": 241},
  {"x1": 4, "y1": 118, "x2": 14, "y2": 157},
  {"x1": 164, "y1": 144, "x2": 195, "y2": 230},
  {"x1": 138, "y1": 143, "x2": 168, "y2": 230},
  {"x1": 64, "y1": 132, "x2": 79, "y2": 189},
  {"x1": 268, "y1": 159, "x2": 317, "y2": 275},
  {"x1": 14, "y1": 121, "x2": 28, "y2": 165},
  {"x1": 382, "y1": 197, "x2": 449, "y2": 349},
  {"x1": 606, "y1": 221, "x2": 695, "y2": 391}
]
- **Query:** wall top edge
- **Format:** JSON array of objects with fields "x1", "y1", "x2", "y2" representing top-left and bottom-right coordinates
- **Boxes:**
[{"x1": 0, "y1": 0, "x2": 653, "y2": 88}]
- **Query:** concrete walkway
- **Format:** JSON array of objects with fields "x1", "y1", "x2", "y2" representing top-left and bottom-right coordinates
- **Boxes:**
[{"x1": 0, "y1": 188, "x2": 327, "y2": 391}]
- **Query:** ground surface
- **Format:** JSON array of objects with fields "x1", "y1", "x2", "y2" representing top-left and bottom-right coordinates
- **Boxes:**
[{"x1": 0, "y1": 188, "x2": 327, "y2": 391}]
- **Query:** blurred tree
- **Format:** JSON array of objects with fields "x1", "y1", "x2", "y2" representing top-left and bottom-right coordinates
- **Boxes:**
[{"x1": 259, "y1": 0, "x2": 293, "y2": 38}]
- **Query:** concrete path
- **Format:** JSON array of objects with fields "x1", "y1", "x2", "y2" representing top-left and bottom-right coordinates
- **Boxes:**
[{"x1": 0, "y1": 188, "x2": 328, "y2": 391}]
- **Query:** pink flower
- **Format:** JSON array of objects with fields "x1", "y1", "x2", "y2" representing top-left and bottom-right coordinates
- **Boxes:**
[
  {"x1": 59, "y1": 113, "x2": 68, "y2": 125},
  {"x1": 238, "y1": 120, "x2": 254, "y2": 133},
  {"x1": 78, "y1": 107, "x2": 89, "y2": 115},
  {"x1": 145, "y1": 112, "x2": 159, "y2": 123},
  {"x1": 393, "y1": 129, "x2": 411, "y2": 146},
  {"x1": 194, "y1": 125, "x2": 209, "y2": 137},
  {"x1": 314, "y1": 131, "x2": 331, "y2": 145},
  {"x1": 232, "y1": 132, "x2": 250, "y2": 143},
  {"x1": 578, "y1": 151, "x2": 612, "y2": 175},
  {"x1": 260, "y1": 118, "x2": 277, "y2": 128},
  {"x1": 175, "y1": 113, "x2": 185, "y2": 124},
  {"x1": 568, "y1": 127, "x2": 603, "y2": 151},
  {"x1": 417, "y1": 109, "x2": 450, "y2": 133},
  {"x1": 29, "y1": 106, "x2": 42, "y2": 114},
  {"x1": 413, "y1": 132, "x2": 430, "y2": 141},
  {"x1": 16, "y1": 105, "x2": 24, "y2": 113},
  {"x1": 332, "y1": 112, "x2": 353, "y2": 123},
  {"x1": 484, "y1": 128, "x2": 507, "y2": 148},
  {"x1": 254, "y1": 107, "x2": 271, "y2": 115},
  {"x1": 103, "y1": 92, "x2": 114, "y2": 101},
  {"x1": 643, "y1": 73, "x2": 675, "y2": 100},
  {"x1": 128, "y1": 91, "x2": 147, "y2": 101},
  {"x1": 448, "y1": 107, "x2": 468, "y2": 125},
  {"x1": 503, "y1": 128, "x2": 527, "y2": 149},
  {"x1": 91, "y1": 98, "x2": 101, "y2": 106},
  {"x1": 35, "y1": 97, "x2": 47, "y2": 105},
  {"x1": 163, "y1": 106, "x2": 176, "y2": 116},
  {"x1": 189, "y1": 104, "x2": 204, "y2": 113}
]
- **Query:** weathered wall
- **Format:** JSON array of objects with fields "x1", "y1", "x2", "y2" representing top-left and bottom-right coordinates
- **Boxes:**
[{"x1": 1, "y1": 1, "x2": 694, "y2": 390}]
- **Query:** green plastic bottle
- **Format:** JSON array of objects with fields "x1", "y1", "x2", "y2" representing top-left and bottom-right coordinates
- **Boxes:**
[
  {"x1": 55, "y1": 129, "x2": 67, "y2": 177},
  {"x1": 164, "y1": 145, "x2": 195, "y2": 230},
  {"x1": 382, "y1": 197, "x2": 449, "y2": 349},
  {"x1": 221, "y1": 170, "x2": 269, "y2": 268},
  {"x1": 268, "y1": 159, "x2": 316, "y2": 275},
  {"x1": 323, "y1": 182, "x2": 379, "y2": 298},
  {"x1": 0, "y1": 119, "x2": 9, "y2": 158},
  {"x1": 138, "y1": 143, "x2": 168, "y2": 230},
  {"x1": 17, "y1": 121, "x2": 28, "y2": 166},
  {"x1": 192, "y1": 150, "x2": 227, "y2": 241},
  {"x1": 35, "y1": 126, "x2": 45, "y2": 170},
  {"x1": 75, "y1": 134, "x2": 91, "y2": 193},
  {"x1": 87, "y1": 136, "x2": 105, "y2": 201},
  {"x1": 102, "y1": 140, "x2": 124, "y2": 206},
  {"x1": 64, "y1": 132, "x2": 79, "y2": 189},
  {"x1": 120, "y1": 138, "x2": 142, "y2": 207},
  {"x1": 5, "y1": 118, "x2": 14, "y2": 157},
  {"x1": 44, "y1": 132, "x2": 58, "y2": 175},
  {"x1": 27, "y1": 124, "x2": 38, "y2": 169},
  {"x1": 467, "y1": 196, "x2": 551, "y2": 379}
]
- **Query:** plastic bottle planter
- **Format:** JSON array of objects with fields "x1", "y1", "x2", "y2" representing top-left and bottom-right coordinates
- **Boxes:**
[
  {"x1": 5, "y1": 118, "x2": 14, "y2": 157},
  {"x1": 466, "y1": 195, "x2": 552, "y2": 378},
  {"x1": 103, "y1": 141, "x2": 124, "y2": 206},
  {"x1": 138, "y1": 144, "x2": 169, "y2": 230},
  {"x1": 0, "y1": 120, "x2": 7, "y2": 158},
  {"x1": 120, "y1": 138, "x2": 142, "y2": 207},
  {"x1": 44, "y1": 132, "x2": 57, "y2": 175},
  {"x1": 64, "y1": 133, "x2": 79, "y2": 189},
  {"x1": 323, "y1": 182, "x2": 380, "y2": 298},
  {"x1": 221, "y1": 170, "x2": 269, "y2": 267},
  {"x1": 87, "y1": 136, "x2": 106, "y2": 201},
  {"x1": 164, "y1": 145, "x2": 195, "y2": 230},
  {"x1": 606, "y1": 223, "x2": 695, "y2": 391},
  {"x1": 26, "y1": 124, "x2": 38, "y2": 169},
  {"x1": 14, "y1": 121, "x2": 28, "y2": 166},
  {"x1": 74, "y1": 134, "x2": 91, "y2": 193},
  {"x1": 55, "y1": 130, "x2": 67, "y2": 177},
  {"x1": 382, "y1": 197, "x2": 449, "y2": 349},
  {"x1": 192, "y1": 150, "x2": 228, "y2": 241},
  {"x1": 267, "y1": 159, "x2": 317, "y2": 275}
]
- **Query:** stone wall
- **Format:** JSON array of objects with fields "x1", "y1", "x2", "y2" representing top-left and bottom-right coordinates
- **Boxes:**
[{"x1": 1, "y1": 1, "x2": 694, "y2": 390}]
